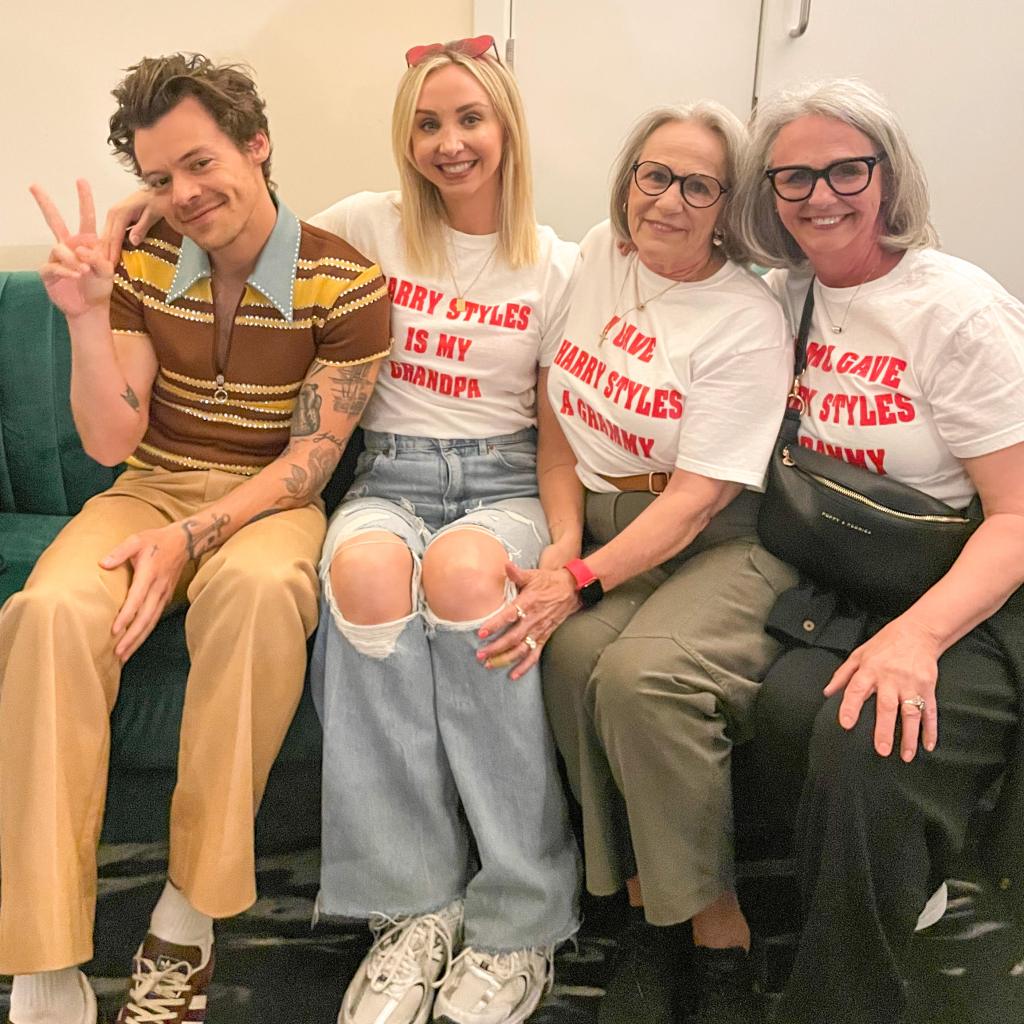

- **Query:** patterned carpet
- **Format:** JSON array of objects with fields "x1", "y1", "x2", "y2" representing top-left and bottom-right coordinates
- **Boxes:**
[{"x1": 2, "y1": 841, "x2": 1023, "y2": 1023}]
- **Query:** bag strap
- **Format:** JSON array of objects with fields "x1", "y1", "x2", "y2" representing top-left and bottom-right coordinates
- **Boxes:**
[
  {"x1": 778, "y1": 279, "x2": 817, "y2": 444},
  {"x1": 793, "y1": 277, "x2": 816, "y2": 377}
]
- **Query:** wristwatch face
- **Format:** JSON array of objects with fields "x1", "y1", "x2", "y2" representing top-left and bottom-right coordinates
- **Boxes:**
[{"x1": 579, "y1": 577, "x2": 604, "y2": 608}]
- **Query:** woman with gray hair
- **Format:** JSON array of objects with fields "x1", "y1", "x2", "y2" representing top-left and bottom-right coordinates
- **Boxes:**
[
  {"x1": 738, "y1": 78, "x2": 1024, "y2": 1024},
  {"x1": 477, "y1": 101, "x2": 798, "y2": 1024}
]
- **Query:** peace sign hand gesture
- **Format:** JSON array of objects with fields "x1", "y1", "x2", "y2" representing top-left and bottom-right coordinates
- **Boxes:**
[{"x1": 30, "y1": 179, "x2": 115, "y2": 318}]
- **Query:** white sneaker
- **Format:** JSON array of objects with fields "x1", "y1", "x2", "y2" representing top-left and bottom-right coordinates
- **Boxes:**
[
  {"x1": 340, "y1": 900, "x2": 464, "y2": 1024},
  {"x1": 432, "y1": 946, "x2": 553, "y2": 1024}
]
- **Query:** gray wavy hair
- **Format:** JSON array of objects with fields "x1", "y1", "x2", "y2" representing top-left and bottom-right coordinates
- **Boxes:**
[
  {"x1": 735, "y1": 78, "x2": 938, "y2": 269},
  {"x1": 609, "y1": 100, "x2": 750, "y2": 262}
]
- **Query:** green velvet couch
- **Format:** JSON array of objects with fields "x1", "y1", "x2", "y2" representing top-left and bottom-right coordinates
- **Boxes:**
[{"x1": 0, "y1": 269, "x2": 331, "y2": 850}]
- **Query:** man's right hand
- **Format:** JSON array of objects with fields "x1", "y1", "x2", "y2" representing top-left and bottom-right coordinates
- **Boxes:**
[
  {"x1": 102, "y1": 188, "x2": 158, "y2": 264},
  {"x1": 30, "y1": 179, "x2": 114, "y2": 319}
]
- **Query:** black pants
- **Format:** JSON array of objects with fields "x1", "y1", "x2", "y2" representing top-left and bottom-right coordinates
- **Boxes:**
[{"x1": 753, "y1": 625, "x2": 1018, "y2": 1024}]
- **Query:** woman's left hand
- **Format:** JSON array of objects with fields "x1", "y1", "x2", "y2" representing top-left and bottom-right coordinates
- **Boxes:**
[
  {"x1": 823, "y1": 616, "x2": 942, "y2": 761},
  {"x1": 477, "y1": 563, "x2": 580, "y2": 679}
]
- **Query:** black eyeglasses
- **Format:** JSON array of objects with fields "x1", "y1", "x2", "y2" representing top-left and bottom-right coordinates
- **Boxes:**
[
  {"x1": 631, "y1": 161, "x2": 728, "y2": 209},
  {"x1": 765, "y1": 154, "x2": 887, "y2": 202}
]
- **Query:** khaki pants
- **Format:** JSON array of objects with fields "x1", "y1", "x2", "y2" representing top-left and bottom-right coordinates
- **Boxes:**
[
  {"x1": 0, "y1": 469, "x2": 324, "y2": 973},
  {"x1": 542, "y1": 489, "x2": 798, "y2": 925}
]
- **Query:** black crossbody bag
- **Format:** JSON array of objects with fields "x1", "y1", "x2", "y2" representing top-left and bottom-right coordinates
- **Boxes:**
[{"x1": 757, "y1": 280, "x2": 983, "y2": 616}]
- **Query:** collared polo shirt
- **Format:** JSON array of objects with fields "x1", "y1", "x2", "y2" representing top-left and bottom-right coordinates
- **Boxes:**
[{"x1": 110, "y1": 199, "x2": 390, "y2": 476}]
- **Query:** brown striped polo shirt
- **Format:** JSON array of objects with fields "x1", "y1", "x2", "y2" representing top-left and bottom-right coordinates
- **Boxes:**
[{"x1": 109, "y1": 200, "x2": 390, "y2": 476}]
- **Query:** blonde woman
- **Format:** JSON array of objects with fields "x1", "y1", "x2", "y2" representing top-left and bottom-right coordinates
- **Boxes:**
[{"x1": 308, "y1": 37, "x2": 580, "y2": 1024}]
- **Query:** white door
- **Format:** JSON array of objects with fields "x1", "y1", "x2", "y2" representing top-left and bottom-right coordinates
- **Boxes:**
[
  {"x1": 484, "y1": 0, "x2": 763, "y2": 242},
  {"x1": 757, "y1": 0, "x2": 1024, "y2": 297}
]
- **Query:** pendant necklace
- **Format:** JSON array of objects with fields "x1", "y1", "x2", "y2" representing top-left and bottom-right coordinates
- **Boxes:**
[
  {"x1": 447, "y1": 242, "x2": 497, "y2": 313},
  {"x1": 816, "y1": 255, "x2": 881, "y2": 334},
  {"x1": 599, "y1": 255, "x2": 682, "y2": 344}
]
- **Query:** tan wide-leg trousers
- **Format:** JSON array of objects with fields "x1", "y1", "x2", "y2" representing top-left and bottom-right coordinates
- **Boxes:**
[
  {"x1": 543, "y1": 489, "x2": 799, "y2": 926},
  {"x1": 0, "y1": 468, "x2": 324, "y2": 974}
]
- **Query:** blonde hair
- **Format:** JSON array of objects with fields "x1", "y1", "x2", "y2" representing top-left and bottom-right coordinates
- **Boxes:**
[
  {"x1": 391, "y1": 49, "x2": 537, "y2": 273},
  {"x1": 736, "y1": 78, "x2": 939, "y2": 269},
  {"x1": 608, "y1": 100, "x2": 750, "y2": 263}
]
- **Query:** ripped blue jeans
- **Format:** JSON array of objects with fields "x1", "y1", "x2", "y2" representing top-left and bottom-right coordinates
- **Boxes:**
[{"x1": 310, "y1": 428, "x2": 580, "y2": 951}]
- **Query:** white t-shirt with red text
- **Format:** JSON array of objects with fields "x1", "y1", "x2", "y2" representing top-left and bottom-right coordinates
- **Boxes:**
[
  {"x1": 548, "y1": 220, "x2": 790, "y2": 494},
  {"x1": 765, "y1": 249, "x2": 1024, "y2": 508},
  {"x1": 310, "y1": 191, "x2": 578, "y2": 438}
]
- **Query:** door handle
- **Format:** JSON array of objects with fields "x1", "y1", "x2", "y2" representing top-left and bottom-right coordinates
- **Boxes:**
[{"x1": 790, "y1": 0, "x2": 811, "y2": 37}]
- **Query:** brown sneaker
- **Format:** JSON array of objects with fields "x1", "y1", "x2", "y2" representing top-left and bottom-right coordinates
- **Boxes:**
[{"x1": 116, "y1": 933, "x2": 215, "y2": 1023}]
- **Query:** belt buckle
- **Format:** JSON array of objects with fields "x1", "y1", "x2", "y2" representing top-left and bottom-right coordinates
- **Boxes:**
[{"x1": 648, "y1": 472, "x2": 667, "y2": 494}]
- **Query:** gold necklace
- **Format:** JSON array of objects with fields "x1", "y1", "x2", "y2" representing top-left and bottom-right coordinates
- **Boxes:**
[
  {"x1": 446, "y1": 243, "x2": 497, "y2": 313},
  {"x1": 599, "y1": 256, "x2": 683, "y2": 345}
]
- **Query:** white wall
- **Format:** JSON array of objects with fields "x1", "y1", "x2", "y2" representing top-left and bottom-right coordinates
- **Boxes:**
[{"x1": 0, "y1": 0, "x2": 473, "y2": 270}]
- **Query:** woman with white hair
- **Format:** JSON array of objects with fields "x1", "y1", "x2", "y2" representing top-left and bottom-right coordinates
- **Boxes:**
[
  {"x1": 737, "y1": 78, "x2": 1024, "y2": 1024},
  {"x1": 478, "y1": 101, "x2": 797, "y2": 1024},
  {"x1": 308, "y1": 38, "x2": 581, "y2": 1024}
]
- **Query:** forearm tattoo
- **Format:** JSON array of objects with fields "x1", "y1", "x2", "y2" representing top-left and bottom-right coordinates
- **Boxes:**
[
  {"x1": 181, "y1": 513, "x2": 230, "y2": 560},
  {"x1": 291, "y1": 382, "x2": 322, "y2": 436},
  {"x1": 275, "y1": 443, "x2": 340, "y2": 507},
  {"x1": 121, "y1": 384, "x2": 140, "y2": 411}
]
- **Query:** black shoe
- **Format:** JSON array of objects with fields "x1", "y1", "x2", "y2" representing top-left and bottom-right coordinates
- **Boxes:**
[
  {"x1": 598, "y1": 916, "x2": 690, "y2": 1024},
  {"x1": 686, "y1": 938, "x2": 766, "y2": 1024}
]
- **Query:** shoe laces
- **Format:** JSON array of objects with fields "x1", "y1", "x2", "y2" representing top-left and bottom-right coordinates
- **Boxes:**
[
  {"x1": 453, "y1": 946, "x2": 555, "y2": 996},
  {"x1": 122, "y1": 955, "x2": 192, "y2": 1023},
  {"x1": 365, "y1": 909, "x2": 458, "y2": 997}
]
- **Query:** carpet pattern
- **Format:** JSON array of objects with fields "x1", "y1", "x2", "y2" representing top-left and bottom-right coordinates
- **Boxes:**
[{"x1": 3, "y1": 841, "x2": 1023, "y2": 1023}]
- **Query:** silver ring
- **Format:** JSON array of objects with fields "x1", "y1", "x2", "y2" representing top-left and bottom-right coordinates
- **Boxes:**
[
  {"x1": 524, "y1": 635, "x2": 538, "y2": 651},
  {"x1": 902, "y1": 695, "x2": 927, "y2": 713},
  {"x1": 514, "y1": 604, "x2": 527, "y2": 620}
]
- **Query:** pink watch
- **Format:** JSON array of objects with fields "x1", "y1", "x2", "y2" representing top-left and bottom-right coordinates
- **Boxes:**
[{"x1": 564, "y1": 558, "x2": 604, "y2": 608}]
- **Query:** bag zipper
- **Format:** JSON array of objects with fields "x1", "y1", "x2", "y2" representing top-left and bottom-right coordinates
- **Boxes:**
[{"x1": 781, "y1": 447, "x2": 972, "y2": 524}]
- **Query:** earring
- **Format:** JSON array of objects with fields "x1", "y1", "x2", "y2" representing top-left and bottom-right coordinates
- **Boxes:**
[{"x1": 712, "y1": 228, "x2": 724, "y2": 247}]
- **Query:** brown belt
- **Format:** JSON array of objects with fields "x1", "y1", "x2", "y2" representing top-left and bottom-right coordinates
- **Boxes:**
[{"x1": 597, "y1": 471, "x2": 670, "y2": 494}]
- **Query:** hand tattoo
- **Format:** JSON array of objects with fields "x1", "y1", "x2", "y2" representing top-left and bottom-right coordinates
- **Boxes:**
[
  {"x1": 121, "y1": 384, "x2": 140, "y2": 410},
  {"x1": 181, "y1": 513, "x2": 230, "y2": 560},
  {"x1": 291, "y1": 382, "x2": 322, "y2": 436}
]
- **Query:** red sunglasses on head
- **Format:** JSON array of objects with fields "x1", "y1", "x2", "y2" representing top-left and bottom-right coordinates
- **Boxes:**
[{"x1": 405, "y1": 34, "x2": 499, "y2": 68}]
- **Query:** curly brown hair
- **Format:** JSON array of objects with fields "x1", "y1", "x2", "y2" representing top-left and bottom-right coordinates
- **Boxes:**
[{"x1": 108, "y1": 53, "x2": 273, "y2": 186}]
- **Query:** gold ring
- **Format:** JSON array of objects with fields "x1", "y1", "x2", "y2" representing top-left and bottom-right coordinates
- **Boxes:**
[
  {"x1": 902, "y1": 695, "x2": 927, "y2": 713},
  {"x1": 524, "y1": 635, "x2": 538, "y2": 651},
  {"x1": 514, "y1": 604, "x2": 527, "y2": 620}
]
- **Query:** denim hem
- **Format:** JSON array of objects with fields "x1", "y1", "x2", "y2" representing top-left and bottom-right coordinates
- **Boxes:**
[
  {"x1": 313, "y1": 890, "x2": 464, "y2": 924},
  {"x1": 463, "y1": 916, "x2": 582, "y2": 955}
]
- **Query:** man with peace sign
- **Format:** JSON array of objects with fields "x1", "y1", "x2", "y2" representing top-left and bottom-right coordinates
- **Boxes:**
[{"x1": 0, "y1": 53, "x2": 390, "y2": 1024}]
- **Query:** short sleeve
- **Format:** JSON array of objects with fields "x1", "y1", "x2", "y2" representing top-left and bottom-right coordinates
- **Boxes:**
[
  {"x1": 110, "y1": 260, "x2": 147, "y2": 334},
  {"x1": 313, "y1": 263, "x2": 392, "y2": 366},
  {"x1": 538, "y1": 237, "x2": 580, "y2": 367},
  {"x1": 918, "y1": 297, "x2": 1024, "y2": 459},
  {"x1": 675, "y1": 303, "x2": 790, "y2": 486}
]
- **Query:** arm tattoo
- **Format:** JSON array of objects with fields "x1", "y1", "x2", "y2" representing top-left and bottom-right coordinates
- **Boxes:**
[
  {"x1": 121, "y1": 384, "x2": 140, "y2": 411},
  {"x1": 280, "y1": 462, "x2": 309, "y2": 499},
  {"x1": 328, "y1": 362, "x2": 376, "y2": 416},
  {"x1": 313, "y1": 431, "x2": 348, "y2": 452},
  {"x1": 181, "y1": 513, "x2": 231, "y2": 560},
  {"x1": 291, "y1": 382, "x2": 322, "y2": 436},
  {"x1": 275, "y1": 443, "x2": 340, "y2": 507}
]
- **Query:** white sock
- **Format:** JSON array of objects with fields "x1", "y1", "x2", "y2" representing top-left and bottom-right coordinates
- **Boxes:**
[
  {"x1": 149, "y1": 880, "x2": 214, "y2": 951},
  {"x1": 10, "y1": 968, "x2": 86, "y2": 1024}
]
